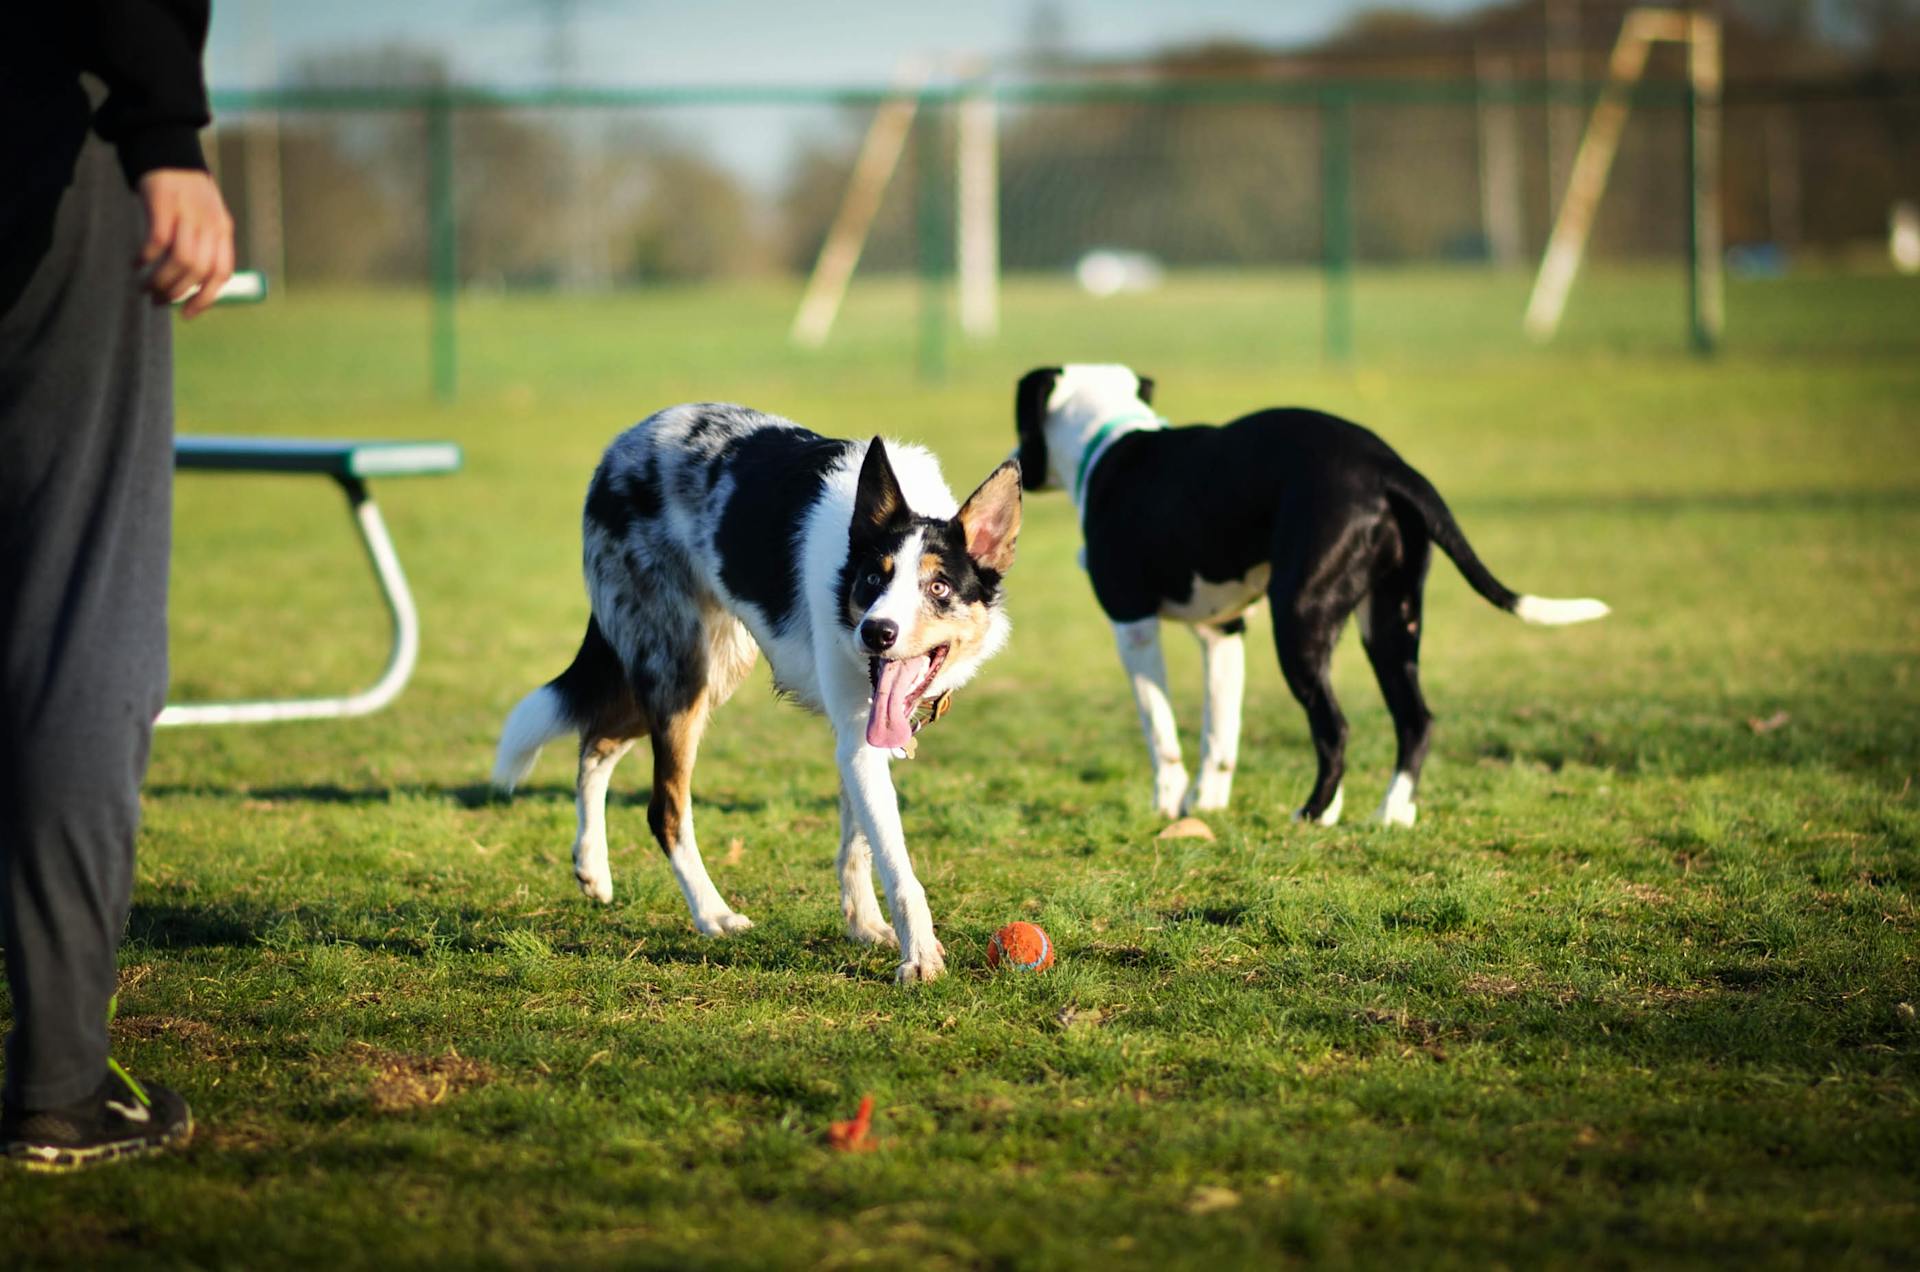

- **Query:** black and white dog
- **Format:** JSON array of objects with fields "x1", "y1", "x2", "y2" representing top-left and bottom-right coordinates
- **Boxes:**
[
  {"x1": 1014, "y1": 364, "x2": 1607, "y2": 828},
  {"x1": 494, "y1": 404, "x2": 1021, "y2": 983}
]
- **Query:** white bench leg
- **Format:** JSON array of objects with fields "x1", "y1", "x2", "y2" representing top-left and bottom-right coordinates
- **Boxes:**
[{"x1": 157, "y1": 478, "x2": 422, "y2": 727}]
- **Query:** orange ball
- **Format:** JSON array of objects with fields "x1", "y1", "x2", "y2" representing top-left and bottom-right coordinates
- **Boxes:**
[{"x1": 987, "y1": 921, "x2": 1054, "y2": 972}]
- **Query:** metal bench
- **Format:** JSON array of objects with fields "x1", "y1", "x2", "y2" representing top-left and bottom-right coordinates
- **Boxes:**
[{"x1": 158, "y1": 436, "x2": 462, "y2": 727}]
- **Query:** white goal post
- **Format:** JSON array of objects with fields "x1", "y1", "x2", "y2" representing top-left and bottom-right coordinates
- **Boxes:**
[
  {"x1": 1524, "y1": 7, "x2": 1723, "y2": 347},
  {"x1": 790, "y1": 63, "x2": 928, "y2": 348},
  {"x1": 955, "y1": 77, "x2": 1000, "y2": 340},
  {"x1": 790, "y1": 61, "x2": 1000, "y2": 349}
]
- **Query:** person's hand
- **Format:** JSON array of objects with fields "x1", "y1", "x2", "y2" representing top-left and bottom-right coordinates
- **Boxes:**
[{"x1": 135, "y1": 169, "x2": 235, "y2": 319}]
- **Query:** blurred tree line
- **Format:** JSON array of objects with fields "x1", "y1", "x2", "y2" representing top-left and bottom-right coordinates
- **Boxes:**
[
  {"x1": 217, "y1": 44, "x2": 770, "y2": 288},
  {"x1": 212, "y1": 0, "x2": 1920, "y2": 288}
]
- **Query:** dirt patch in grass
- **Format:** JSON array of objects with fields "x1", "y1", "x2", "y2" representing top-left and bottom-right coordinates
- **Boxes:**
[
  {"x1": 201, "y1": 1118, "x2": 284, "y2": 1154},
  {"x1": 115, "y1": 1014, "x2": 235, "y2": 1062},
  {"x1": 1460, "y1": 974, "x2": 1583, "y2": 1005},
  {"x1": 1624, "y1": 982, "x2": 1713, "y2": 1006},
  {"x1": 1356, "y1": 1008, "x2": 1453, "y2": 1060},
  {"x1": 1460, "y1": 974, "x2": 1711, "y2": 1009},
  {"x1": 352, "y1": 1043, "x2": 493, "y2": 1112},
  {"x1": 1084, "y1": 942, "x2": 1175, "y2": 971}
]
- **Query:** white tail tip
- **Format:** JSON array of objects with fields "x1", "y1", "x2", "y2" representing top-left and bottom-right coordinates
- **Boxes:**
[
  {"x1": 1514, "y1": 595, "x2": 1611, "y2": 626},
  {"x1": 492, "y1": 685, "x2": 572, "y2": 792}
]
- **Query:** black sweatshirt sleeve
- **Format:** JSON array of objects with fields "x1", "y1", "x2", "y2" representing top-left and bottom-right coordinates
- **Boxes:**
[{"x1": 64, "y1": 0, "x2": 214, "y2": 184}]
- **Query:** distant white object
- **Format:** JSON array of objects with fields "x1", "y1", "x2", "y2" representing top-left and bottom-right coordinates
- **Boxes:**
[
  {"x1": 1075, "y1": 249, "x2": 1164, "y2": 298},
  {"x1": 1892, "y1": 201, "x2": 1920, "y2": 275}
]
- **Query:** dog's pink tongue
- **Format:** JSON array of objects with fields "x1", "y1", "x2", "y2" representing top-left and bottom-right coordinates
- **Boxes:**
[{"x1": 866, "y1": 654, "x2": 930, "y2": 750}]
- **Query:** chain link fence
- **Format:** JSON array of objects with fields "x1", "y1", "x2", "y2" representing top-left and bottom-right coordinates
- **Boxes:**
[{"x1": 201, "y1": 74, "x2": 1919, "y2": 395}]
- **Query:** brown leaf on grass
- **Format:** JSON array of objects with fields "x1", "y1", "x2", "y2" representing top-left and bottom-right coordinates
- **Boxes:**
[
  {"x1": 1186, "y1": 1186, "x2": 1241, "y2": 1215},
  {"x1": 1747, "y1": 710, "x2": 1791, "y2": 734},
  {"x1": 1158, "y1": 817, "x2": 1216, "y2": 841},
  {"x1": 724, "y1": 837, "x2": 745, "y2": 866}
]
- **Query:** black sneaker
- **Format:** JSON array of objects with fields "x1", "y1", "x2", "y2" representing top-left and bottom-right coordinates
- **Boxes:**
[{"x1": 2, "y1": 1068, "x2": 192, "y2": 1173}]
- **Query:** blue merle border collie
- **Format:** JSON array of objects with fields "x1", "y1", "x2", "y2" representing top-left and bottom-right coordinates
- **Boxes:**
[
  {"x1": 493, "y1": 405, "x2": 1021, "y2": 984},
  {"x1": 1015, "y1": 364, "x2": 1608, "y2": 830}
]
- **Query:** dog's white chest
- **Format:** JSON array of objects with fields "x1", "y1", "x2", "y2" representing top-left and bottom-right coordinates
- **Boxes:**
[{"x1": 1160, "y1": 566, "x2": 1270, "y2": 624}]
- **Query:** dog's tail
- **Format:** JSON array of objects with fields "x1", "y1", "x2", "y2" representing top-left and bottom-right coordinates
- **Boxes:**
[
  {"x1": 491, "y1": 617, "x2": 621, "y2": 792},
  {"x1": 1383, "y1": 465, "x2": 1610, "y2": 627}
]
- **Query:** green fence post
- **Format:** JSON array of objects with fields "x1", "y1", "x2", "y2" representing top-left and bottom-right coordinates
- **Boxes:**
[
  {"x1": 1320, "y1": 88, "x2": 1355, "y2": 365},
  {"x1": 426, "y1": 92, "x2": 458, "y2": 401},
  {"x1": 916, "y1": 92, "x2": 949, "y2": 384},
  {"x1": 1685, "y1": 56, "x2": 1723, "y2": 356}
]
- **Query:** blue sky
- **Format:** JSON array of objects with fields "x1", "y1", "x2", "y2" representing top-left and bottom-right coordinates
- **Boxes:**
[
  {"x1": 201, "y1": 1, "x2": 1500, "y2": 194},
  {"x1": 205, "y1": 0, "x2": 1494, "y2": 88}
]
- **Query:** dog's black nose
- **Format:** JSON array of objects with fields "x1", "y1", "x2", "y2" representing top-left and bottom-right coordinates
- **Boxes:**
[{"x1": 861, "y1": 619, "x2": 898, "y2": 652}]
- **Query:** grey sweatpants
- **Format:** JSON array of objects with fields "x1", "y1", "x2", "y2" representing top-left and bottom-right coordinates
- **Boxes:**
[{"x1": 0, "y1": 131, "x2": 173, "y2": 1110}]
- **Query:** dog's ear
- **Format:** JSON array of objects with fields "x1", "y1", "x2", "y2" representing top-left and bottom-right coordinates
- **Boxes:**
[
  {"x1": 956, "y1": 459, "x2": 1021, "y2": 576},
  {"x1": 1014, "y1": 367, "x2": 1059, "y2": 493},
  {"x1": 1136, "y1": 373, "x2": 1156, "y2": 406},
  {"x1": 852, "y1": 437, "x2": 909, "y2": 538}
]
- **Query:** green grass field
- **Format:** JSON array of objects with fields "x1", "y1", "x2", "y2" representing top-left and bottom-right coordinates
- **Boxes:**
[{"x1": 5, "y1": 267, "x2": 1919, "y2": 1268}]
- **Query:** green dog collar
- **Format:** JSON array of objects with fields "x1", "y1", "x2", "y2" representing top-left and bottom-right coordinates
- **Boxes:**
[{"x1": 1073, "y1": 411, "x2": 1165, "y2": 502}]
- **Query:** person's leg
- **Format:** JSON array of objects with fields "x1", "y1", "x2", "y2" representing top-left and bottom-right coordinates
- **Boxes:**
[{"x1": 0, "y1": 131, "x2": 173, "y2": 1113}]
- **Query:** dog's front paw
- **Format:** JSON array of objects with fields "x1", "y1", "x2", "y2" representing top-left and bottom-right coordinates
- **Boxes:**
[
  {"x1": 1291, "y1": 784, "x2": 1345, "y2": 827},
  {"x1": 1182, "y1": 766, "x2": 1234, "y2": 815},
  {"x1": 694, "y1": 910, "x2": 755, "y2": 937},
  {"x1": 845, "y1": 917, "x2": 899, "y2": 948},
  {"x1": 1375, "y1": 774, "x2": 1417, "y2": 828},
  {"x1": 895, "y1": 945, "x2": 947, "y2": 984},
  {"x1": 1154, "y1": 764, "x2": 1190, "y2": 820},
  {"x1": 1377, "y1": 797, "x2": 1417, "y2": 828},
  {"x1": 574, "y1": 863, "x2": 614, "y2": 905}
]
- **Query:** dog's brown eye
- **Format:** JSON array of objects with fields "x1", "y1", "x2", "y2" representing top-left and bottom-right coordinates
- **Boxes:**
[{"x1": 927, "y1": 579, "x2": 952, "y2": 600}]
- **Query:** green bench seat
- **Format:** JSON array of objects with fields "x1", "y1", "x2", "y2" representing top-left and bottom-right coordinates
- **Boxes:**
[
  {"x1": 159, "y1": 434, "x2": 463, "y2": 727},
  {"x1": 173, "y1": 437, "x2": 463, "y2": 481}
]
